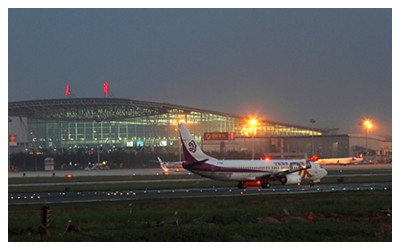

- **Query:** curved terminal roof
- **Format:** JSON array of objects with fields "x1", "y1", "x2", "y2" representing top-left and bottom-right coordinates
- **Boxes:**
[
  {"x1": 8, "y1": 98, "x2": 327, "y2": 134},
  {"x1": 8, "y1": 98, "x2": 232, "y2": 121}
]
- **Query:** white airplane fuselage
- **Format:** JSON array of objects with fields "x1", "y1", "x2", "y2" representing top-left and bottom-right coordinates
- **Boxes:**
[
  {"x1": 178, "y1": 122, "x2": 327, "y2": 187},
  {"x1": 316, "y1": 157, "x2": 363, "y2": 165},
  {"x1": 187, "y1": 158, "x2": 327, "y2": 182}
]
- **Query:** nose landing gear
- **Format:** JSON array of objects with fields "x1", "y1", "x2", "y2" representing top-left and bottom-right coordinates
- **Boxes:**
[
  {"x1": 261, "y1": 182, "x2": 271, "y2": 189},
  {"x1": 237, "y1": 182, "x2": 247, "y2": 189}
]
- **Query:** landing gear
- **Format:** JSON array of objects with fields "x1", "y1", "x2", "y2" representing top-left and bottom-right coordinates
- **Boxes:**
[
  {"x1": 309, "y1": 180, "x2": 315, "y2": 187},
  {"x1": 261, "y1": 182, "x2": 271, "y2": 189},
  {"x1": 279, "y1": 176, "x2": 287, "y2": 185},
  {"x1": 237, "y1": 182, "x2": 247, "y2": 189}
]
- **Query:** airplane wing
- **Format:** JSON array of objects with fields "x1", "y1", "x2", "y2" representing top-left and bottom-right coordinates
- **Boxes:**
[{"x1": 182, "y1": 159, "x2": 208, "y2": 169}]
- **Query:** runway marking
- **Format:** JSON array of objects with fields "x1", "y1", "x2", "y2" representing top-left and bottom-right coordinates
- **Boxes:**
[
  {"x1": 8, "y1": 178, "x2": 207, "y2": 187},
  {"x1": 9, "y1": 182, "x2": 391, "y2": 205}
]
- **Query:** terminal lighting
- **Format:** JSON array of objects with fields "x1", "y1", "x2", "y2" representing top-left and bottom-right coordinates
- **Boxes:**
[
  {"x1": 240, "y1": 117, "x2": 259, "y2": 136},
  {"x1": 250, "y1": 119, "x2": 257, "y2": 126}
]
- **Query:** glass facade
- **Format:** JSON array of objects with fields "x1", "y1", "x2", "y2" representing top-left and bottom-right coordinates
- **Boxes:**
[
  {"x1": 10, "y1": 98, "x2": 324, "y2": 152},
  {"x1": 27, "y1": 110, "x2": 238, "y2": 151}
]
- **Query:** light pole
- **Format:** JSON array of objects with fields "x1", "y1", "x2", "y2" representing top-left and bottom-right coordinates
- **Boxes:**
[
  {"x1": 363, "y1": 120, "x2": 372, "y2": 157},
  {"x1": 249, "y1": 119, "x2": 258, "y2": 160},
  {"x1": 310, "y1": 119, "x2": 316, "y2": 155},
  {"x1": 8, "y1": 118, "x2": 12, "y2": 170},
  {"x1": 93, "y1": 129, "x2": 100, "y2": 167},
  {"x1": 177, "y1": 119, "x2": 186, "y2": 162}
]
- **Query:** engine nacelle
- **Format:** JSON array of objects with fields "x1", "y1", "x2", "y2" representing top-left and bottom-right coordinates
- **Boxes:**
[{"x1": 280, "y1": 174, "x2": 302, "y2": 185}]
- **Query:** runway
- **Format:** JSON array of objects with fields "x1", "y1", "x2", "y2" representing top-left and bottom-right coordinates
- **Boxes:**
[
  {"x1": 7, "y1": 168, "x2": 165, "y2": 178},
  {"x1": 9, "y1": 182, "x2": 391, "y2": 205},
  {"x1": 7, "y1": 163, "x2": 391, "y2": 178},
  {"x1": 8, "y1": 177, "x2": 207, "y2": 187},
  {"x1": 8, "y1": 164, "x2": 391, "y2": 205}
]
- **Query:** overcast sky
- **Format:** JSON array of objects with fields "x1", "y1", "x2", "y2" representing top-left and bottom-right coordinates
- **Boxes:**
[{"x1": 8, "y1": 8, "x2": 392, "y2": 137}]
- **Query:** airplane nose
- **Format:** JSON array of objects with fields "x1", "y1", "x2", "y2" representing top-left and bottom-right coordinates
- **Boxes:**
[{"x1": 324, "y1": 168, "x2": 328, "y2": 176}]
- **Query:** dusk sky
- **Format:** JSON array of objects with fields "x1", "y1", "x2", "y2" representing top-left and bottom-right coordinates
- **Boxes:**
[{"x1": 8, "y1": 8, "x2": 392, "y2": 137}]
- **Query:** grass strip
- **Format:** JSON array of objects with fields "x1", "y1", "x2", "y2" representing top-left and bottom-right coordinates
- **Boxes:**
[{"x1": 9, "y1": 190, "x2": 392, "y2": 242}]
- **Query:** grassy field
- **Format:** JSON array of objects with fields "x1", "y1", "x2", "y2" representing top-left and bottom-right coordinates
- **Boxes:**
[{"x1": 8, "y1": 190, "x2": 392, "y2": 242}]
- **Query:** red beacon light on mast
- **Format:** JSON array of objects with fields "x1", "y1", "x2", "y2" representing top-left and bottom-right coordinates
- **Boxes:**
[
  {"x1": 103, "y1": 82, "x2": 109, "y2": 97},
  {"x1": 65, "y1": 85, "x2": 71, "y2": 96}
]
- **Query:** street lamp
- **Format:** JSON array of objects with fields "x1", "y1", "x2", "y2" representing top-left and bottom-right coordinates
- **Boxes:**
[
  {"x1": 93, "y1": 129, "x2": 100, "y2": 166},
  {"x1": 177, "y1": 119, "x2": 185, "y2": 162},
  {"x1": 249, "y1": 118, "x2": 258, "y2": 160},
  {"x1": 240, "y1": 117, "x2": 259, "y2": 160},
  {"x1": 363, "y1": 120, "x2": 372, "y2": 157},
  {"x1": 310, "y1": 119, "x2": 316, "y2": 155}
]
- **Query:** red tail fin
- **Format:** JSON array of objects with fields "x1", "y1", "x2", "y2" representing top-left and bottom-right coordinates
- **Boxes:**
[{"x1": 309, "y1": 153, "x2": 319, "y2": 162}]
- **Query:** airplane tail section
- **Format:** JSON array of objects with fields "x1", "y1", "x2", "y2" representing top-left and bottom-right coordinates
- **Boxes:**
[
  {"x1": 157, "y1": 157, "x2": 168, "y2": 172},
  {"x1": 309, "y1": 153, "x2": 320, "y2": 162},
  {"x1": 178, "y1": 122, "x2": 212, "y2": 163}
]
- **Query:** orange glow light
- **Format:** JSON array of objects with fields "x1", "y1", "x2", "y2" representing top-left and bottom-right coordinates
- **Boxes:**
[
  {"x1": 178, "y1": 119, "x2": 186, "y2": 124},
  {"x1": 264, "y1": 157, "x2": 270, "y2": 161},
  {"x1": 240, "y1": 117, "x2": 259, "y2": 136},
  {"x1": 250, "y1": 119, "x2": 257, "y2": 125},
  {"x1": 363, "y1": 120, "x2": 372, "y2": 129},
  {"x1": 66, "y1": 174, "x2": 72, "y2": 178}
]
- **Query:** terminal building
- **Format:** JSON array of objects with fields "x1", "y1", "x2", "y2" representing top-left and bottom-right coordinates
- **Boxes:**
[{"x1": 8, "y1": 98, "x2": 391, "y2": 162}]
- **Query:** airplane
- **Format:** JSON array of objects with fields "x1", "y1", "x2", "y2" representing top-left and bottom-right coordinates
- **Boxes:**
[
  {"x1": 178, "y1": 121, "x2": 327, "y2": 189},
  {"x1": 156, "y1": 157, "x2": 192, "y2": 175},
  {"x1": 311, "y1": 153, "x2": 364, "y2": 166}
]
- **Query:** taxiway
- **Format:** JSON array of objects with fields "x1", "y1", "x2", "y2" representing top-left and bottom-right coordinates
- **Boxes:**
[{"x1": 9, "y1": 182, "x2": 391, "y2": 205}]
